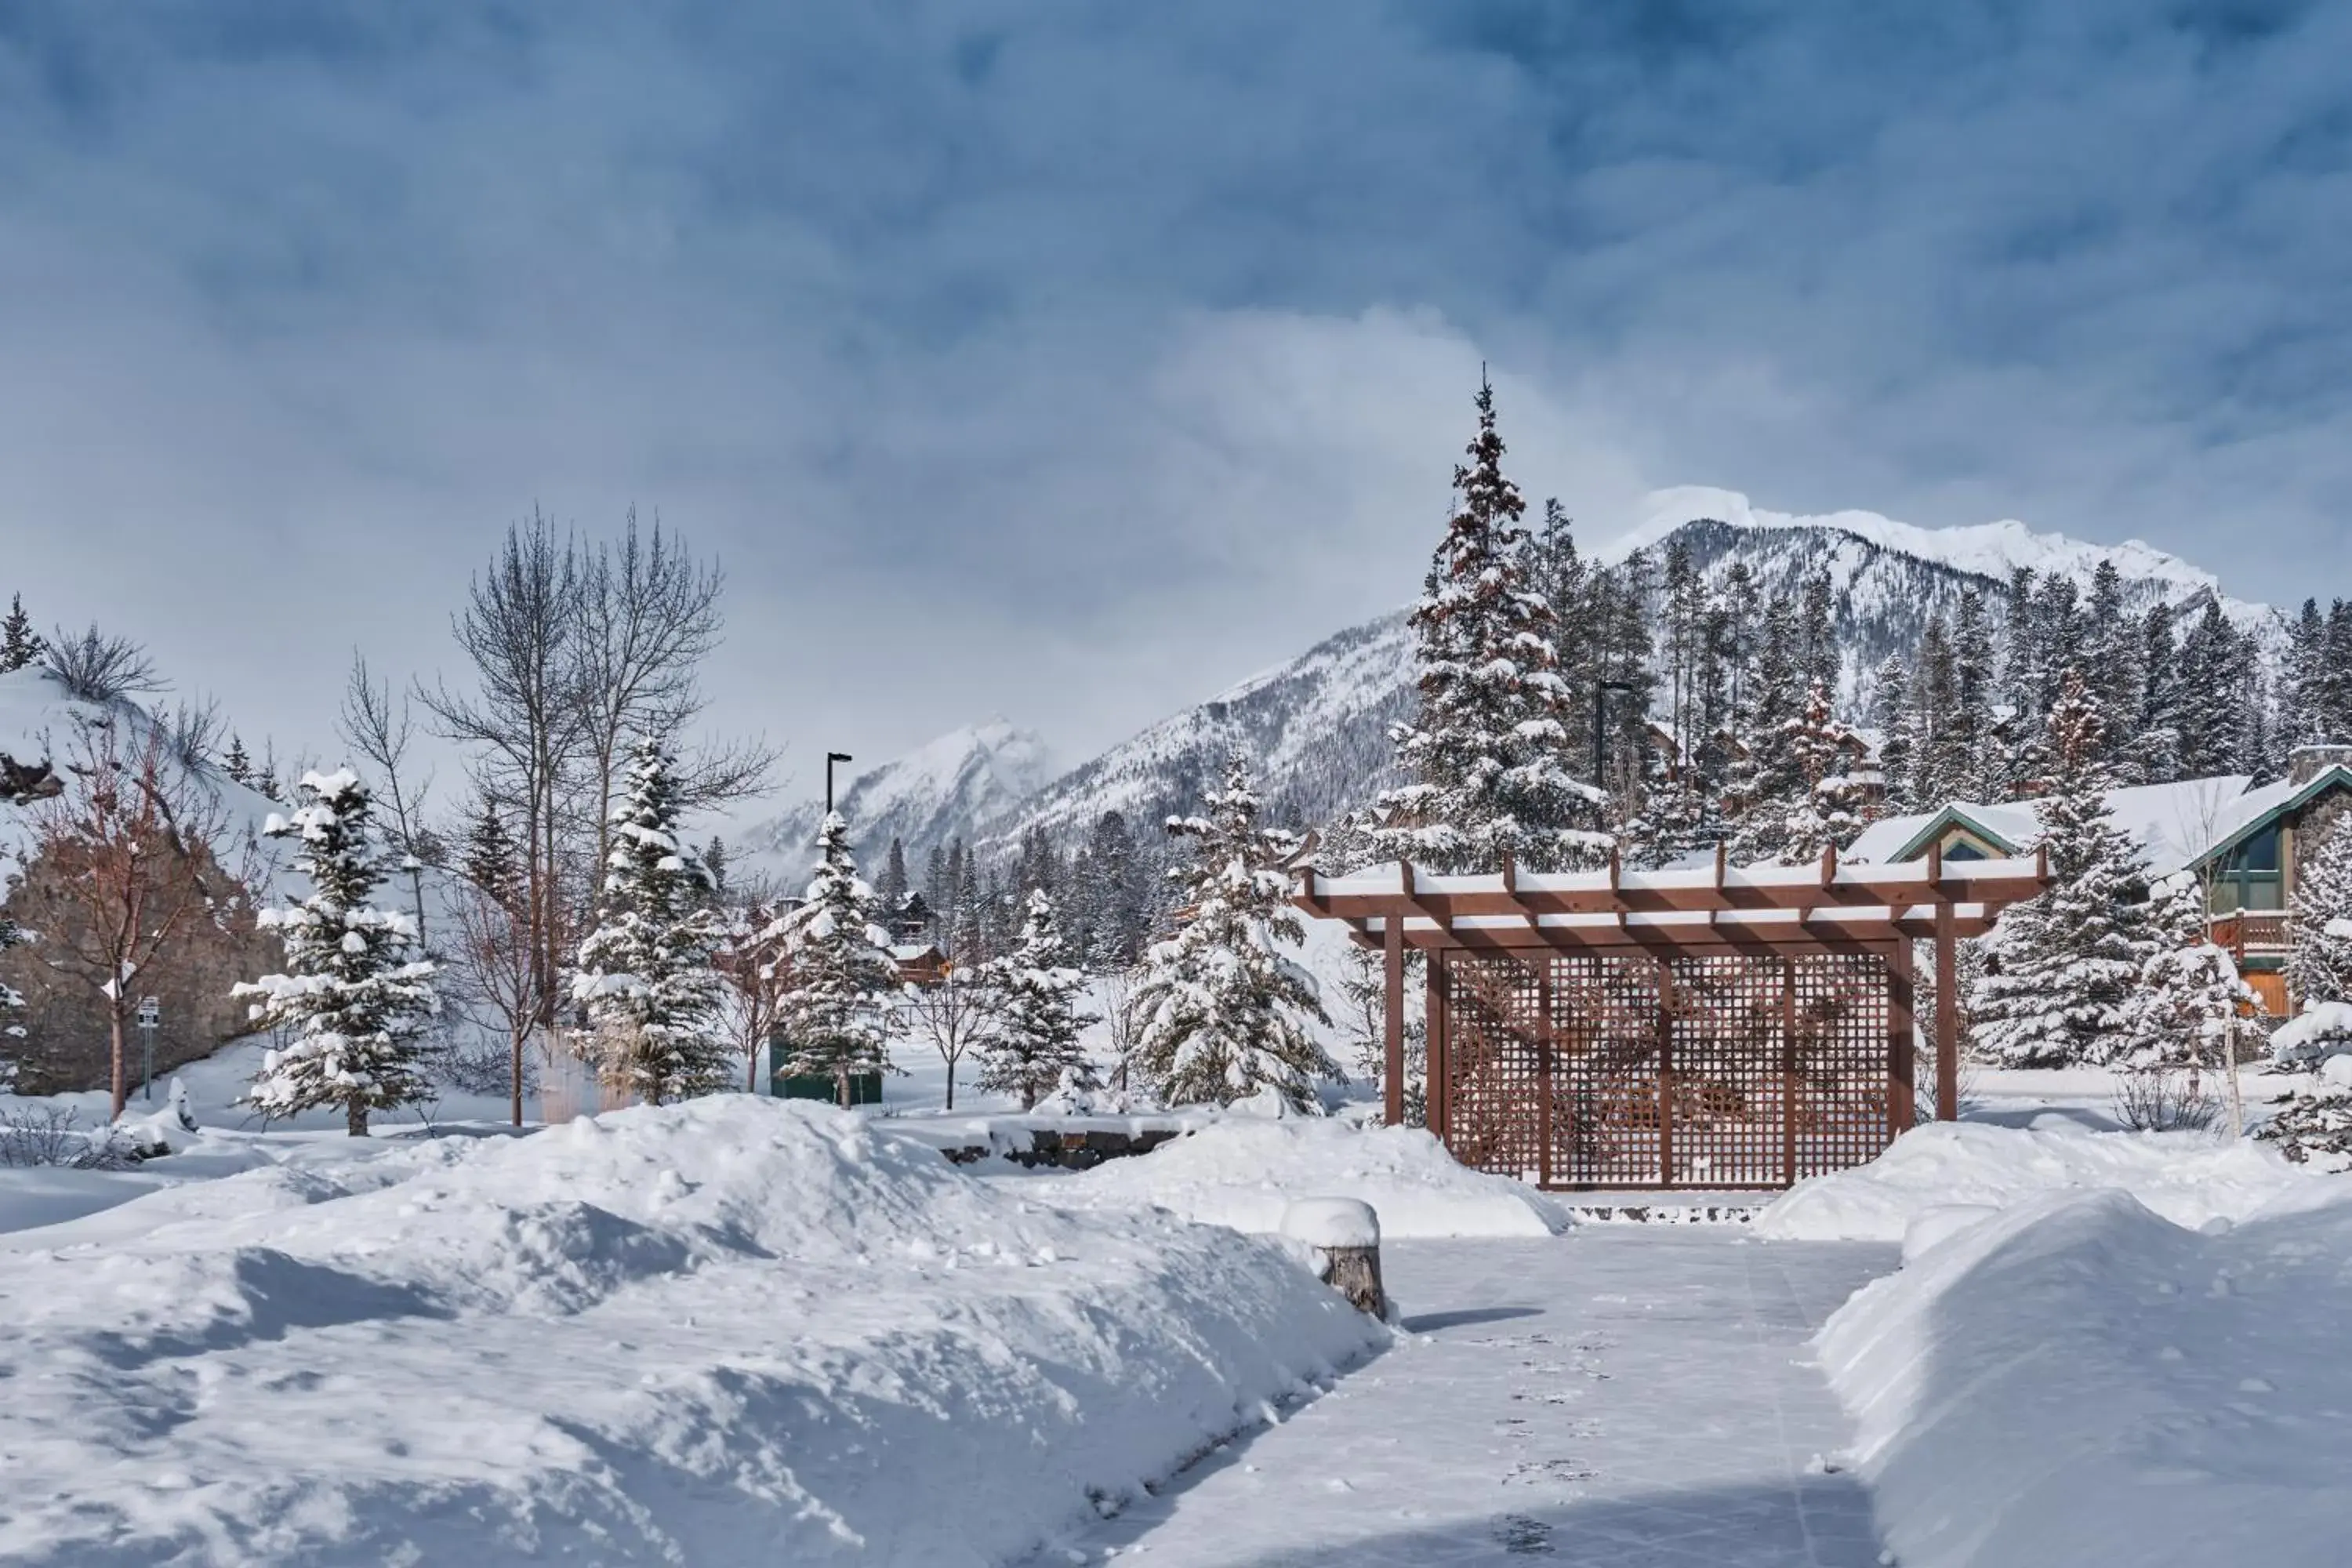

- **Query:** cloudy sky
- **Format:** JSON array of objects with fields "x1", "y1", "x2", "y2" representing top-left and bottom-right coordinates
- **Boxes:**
[{"x1": 2, "y1": 2, "x2": 2347, "y2": 804}]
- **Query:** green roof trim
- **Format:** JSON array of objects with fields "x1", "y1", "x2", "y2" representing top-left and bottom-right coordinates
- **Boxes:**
[
  {"x1": 1886, "y1": 803, "x2": 2027, "y2": 864},
  {"x1": 2193, "y1": 765, "x2": 2352, "y2": 871}
]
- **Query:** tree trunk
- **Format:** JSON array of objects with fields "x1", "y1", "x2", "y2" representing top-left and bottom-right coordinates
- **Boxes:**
[
  {"x1": 1318, "y1": 1245, "x2": 1388, "y2": 1319},
  {"x1": 511, "y1": 1027, "x2": 526, "y2": 1127},
  {"x1": 945, "y1": 1061, "x2": 956, "y2": 1111},
  {"x1": 347, "y1": 1098, "x2": 369, "y2": 1138},
  {"x1": 107, "y1": 1001, "x2": 127, "y2": 1122}
]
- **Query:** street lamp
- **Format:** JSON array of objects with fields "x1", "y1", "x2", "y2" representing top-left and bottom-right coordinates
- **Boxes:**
[
  {"x1": 1593, "y1": 681, "x2": 1635, "y2": 786},
  {"x1": 825, "y1": 752, "x2": 853, "y2": 815}
]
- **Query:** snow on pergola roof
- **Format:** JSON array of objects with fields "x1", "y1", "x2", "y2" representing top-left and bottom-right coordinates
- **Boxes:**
[{"x1": 1298, "y1": 844, "x2": 2049, "y2": 955}]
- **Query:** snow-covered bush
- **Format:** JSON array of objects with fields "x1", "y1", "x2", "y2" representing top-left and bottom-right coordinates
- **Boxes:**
[
  {"x1": 2267, "y1": 1000, "x2": 2352, "y2": 1072},
  {"x1": 38, "y1": 622, "x2": 164, "y2": 703},
  {"x1": 2256, "y1": 1080, "x2": 2352, "y2": 1169},
  {"x1": 0, "y1": 1104, "x2": 139, "y2": 1169}
]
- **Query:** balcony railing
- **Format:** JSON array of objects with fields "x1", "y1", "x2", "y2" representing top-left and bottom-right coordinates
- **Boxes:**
[{"x1": 2210, "y1": 911, "x2": 2290, "y2": 954}]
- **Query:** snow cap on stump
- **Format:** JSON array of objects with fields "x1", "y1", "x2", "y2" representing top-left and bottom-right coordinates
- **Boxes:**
[{"x1": 1281, "y1": 1196, "x2": 1380, "y2": 1250}]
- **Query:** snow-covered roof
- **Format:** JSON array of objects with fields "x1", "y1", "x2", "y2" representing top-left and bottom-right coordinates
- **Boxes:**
[{"x1": 1846, "y1": 770, "x2": 2352, "y2": 877}]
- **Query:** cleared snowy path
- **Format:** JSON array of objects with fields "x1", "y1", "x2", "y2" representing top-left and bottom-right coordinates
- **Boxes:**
[{"x1": 1050, "y1": 1230, "x2": 1896, "y2": 1567}]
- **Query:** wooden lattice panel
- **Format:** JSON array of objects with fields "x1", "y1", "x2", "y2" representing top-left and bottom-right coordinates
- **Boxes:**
[
  {"x1": 1789, "y1": 952, "x2": 1892, "y2": 1179},
  {"x1": 1437, "y1": 946, "x2": 1901, "y2": 1189},
  {"x1": 1664, "y1": 955, "x2": 1791, "y2": 1189},
  {"x1": 1442, "y1": 955, "x2": 1548, "y2": 1183}
]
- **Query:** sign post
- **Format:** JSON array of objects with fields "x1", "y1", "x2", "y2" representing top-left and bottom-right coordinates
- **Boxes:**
[{"x1": 136, "y1": 996, "x2": 160, "y2": 1102}]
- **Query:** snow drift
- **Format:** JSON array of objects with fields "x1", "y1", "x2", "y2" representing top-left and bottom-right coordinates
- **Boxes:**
[
  {"x1": 0, "y1": 1097, "x2": 1383, "y2": 1566},
  {"x1": 1819, "y1": 1185, "x2": 2352, "y2": 1568},
  {"x1": 1041, "y1": 1117, "x2": 1572, "y2": 1239},
  {"x1": 1752, "y1": 1120, "x2": 2321, "y2": 1242}
]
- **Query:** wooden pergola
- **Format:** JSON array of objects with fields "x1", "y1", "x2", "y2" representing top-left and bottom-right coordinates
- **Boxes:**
[{"x1": 1296, "y1": 843, "x2": 2048, "y2": 1189}]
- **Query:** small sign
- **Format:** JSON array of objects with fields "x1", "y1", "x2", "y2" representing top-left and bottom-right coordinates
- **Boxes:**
[{"x1": 136, "y1": 996, "x2": 160, "y2": 1028}]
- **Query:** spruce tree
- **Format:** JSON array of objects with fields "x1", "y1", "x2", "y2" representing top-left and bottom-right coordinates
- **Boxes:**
[
  {"x1": 0, "y1": 594, "x2": 44, "y2": 673},
  {"x1": 2121, "y1": 872, "x2": 2254, "y2": 1069},
  {"x1": 462, "y1": 795, "x2": 520, "y2": 906},
  {"x1": 1726, "y1": 598, "x2": 1806, "y2": 863},
  {"x1": 1081, "y1": 809, "x2": 1147, "y2": 968},
  {"x1": 1133, "y1": 751, "x2": 1336, "y2": 1110},
  {"x1": 1869, "y1": 653, "x2": 1914, "y2": 813},
  {"x1": 1952, "y1": 586, "x2": 1998, "y2": 796},
  {"x1": 877, "y1": 836, "x2": 910, "y2": 916},
  {"x1": 1775, "y1": 681, "x2": 1872, "y2": 865},
  {"x1": 775, "y1": 812, "x2": 899, "y2": 1105},
  {"x1": 2083, "y1": 561, "x2": 2144, "y2": 775},
  {"x1": 976, "y1": 888, "x2": 1096, "y2": 1109},
  {"x1": 238, "y1": 770, "x2": 440, "y2": 1135},
  {"x1": 1367, "y1": 379, "x2": 1610, "y2": 873},
  {"x1": 2135, "y1": 602, "x2": 2185, "y2": 783},
  {"x1": 1969, "y1": 672, "x2": 2158, "y2": 1066},
  {"x1": 568, "y1": 739, "x2": 731, "y2": 1104},
  {"x1": 1907, "y1": 612, "x2": 1965, "y2": 806},
  {"x1": 2288, "y1": 815, "x2": 2352, "y2": 1007},
  {"x1": 221, "y1": 734, "x2": 255, "y2": 790}
]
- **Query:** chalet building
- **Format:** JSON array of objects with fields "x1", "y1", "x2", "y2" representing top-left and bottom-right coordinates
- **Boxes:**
[{"x1": 1846, "y1": 746, "x2": 2352, "y2": 1017}]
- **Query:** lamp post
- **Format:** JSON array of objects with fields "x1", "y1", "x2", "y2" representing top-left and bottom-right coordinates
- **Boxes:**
[
  {"x1": 825, "y1": 752, "x2": 853, "y2": 816},
  {"x1": 1592, "y1": 681, "x2": 1635, "y2": 786}
]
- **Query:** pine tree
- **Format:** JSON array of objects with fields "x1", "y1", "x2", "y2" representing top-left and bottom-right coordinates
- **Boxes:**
[
  {"x1": 462, "y1": 795, "x2": 520, "y2": 906},
  {"x1": 1907, "y1": 612, "x2": 1965, "y2": 806},
  {"x1": 702, "y1": 835, "x2": 729, "y2": 898},
  {"x1": 1726, "y1": 598, "x2": 1806, "y2": 863},
  {"x1": 2286, "y1": 598, "x2": 2326, "y2": 751},
  {"x1": 877, "y1": 836, "x2": 910, "y2": 916},
  {"x1": 0, "y1": 595, "x2": 44, "y2": 673},
  {"x1": 976, "y1": 888, "x2": 1097, "y2": 1109},
  {"x1": 2288, "y1": 815, "x2": 2352, "y2": 1007},
  {"x1": 1869, "y1": 653, "x2": 1915, "y2": 812},
  {"x1": 568, "y1": 739, "x2": 731, "y2": 1104},
  {"x1": 1798, "y1": 572, "x2": 1839, "y2": 699},
  {"x1": 1775, "y1": 681, "x2": 1872, "y2": 864},
  {"x1": 238, "y1": 770, "x2": 440, "y2": 1134},
  {"x1": 1367, "y1": 380, "x2": 1610, "y2": 873},
  {"x1": 2135, "y1": 602, "x2": 2185, "y2": 783},
  {"x1": 2176, "y1": 599, "x2": 2241, "y2": 777},
  {"x1": 775, "y1": 812, "x2": 899, "y2": 1105},
  {"x1": 1080, "y1": 809, "x2": 1148, "y2": 969},
  {"x1": 1969, "y1": 673, "x2": 2158, "y2": 1066},
  {"x1": 1133, "y1": 751, "x2": 1336, "y2": 1110},
  {"x1": 1952, "y1": 586, "x2": 1999, "y2": 796},
  {"x1": 2121, "y1": 872, "x2": 2255, "y2": 1070},
  {"x1": 221, "y1": 734, "x2": 255, "y2": 790},
  {"x1": 2083, "y1": 561, "x2": 2144, "y2": 775}
]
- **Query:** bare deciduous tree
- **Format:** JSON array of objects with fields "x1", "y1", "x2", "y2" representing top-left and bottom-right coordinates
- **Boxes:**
[
  {"x1": 32, "y1": 714, "x2": 237, "y2": 1120},
  {"x1": 902, "y1": 961, "x2": 1001, "y2": 1111},
  {"x1": 714, "y1": 894, "x2": 792, "y2": 1094},
  {"x1": 421, "y1": 514, "x2": 589, "y2": 1051}
]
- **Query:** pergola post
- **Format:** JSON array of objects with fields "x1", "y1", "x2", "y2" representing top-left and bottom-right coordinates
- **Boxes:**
[
  {"x1": 1888, "y1": 938, "x2": 1916, "y2": 1137},
  {"x1": 1426, "y1": 950, "x2": 1449, "y2": 1138},
  {"x1": 1381, "y1": 916, "x2": 1405, "y2": 1127},
  {"x1": 1929, "y1": 841, "x2": 1961, "y2": 1123}
]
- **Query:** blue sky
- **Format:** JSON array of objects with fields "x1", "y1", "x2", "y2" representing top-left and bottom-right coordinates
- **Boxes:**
[{"x1": 1, "y1": 1, "x2": 2347, "y2": 789}]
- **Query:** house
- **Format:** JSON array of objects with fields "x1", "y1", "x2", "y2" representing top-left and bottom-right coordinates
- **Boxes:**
[
  {"x1": 1845, "y1": 745, "x2": 2352, "y2": 1017},
  {"x1": 891, "y1": 942, "x2": 949, "y2": 987}
]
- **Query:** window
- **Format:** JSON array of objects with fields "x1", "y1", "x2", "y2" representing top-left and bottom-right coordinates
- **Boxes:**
[
  {"x1": 2210, "y1": 823, "x2": 2284, "y2": 912},
  {"x1": 1941, "y1": 839, "x2": 1987, "y2": 862}
]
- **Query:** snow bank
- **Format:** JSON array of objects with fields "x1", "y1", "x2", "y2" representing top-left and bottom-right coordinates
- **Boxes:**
[
  {"x1": 1820, "y1": 1185, "x2": 2352, "y2": 1568},
  {"x1": 1754, "y1": 1120, "x2": 2321, "y2": 1242},
  {"x1": 1044, "y1": 1118, "x2": 1571, "y2": 1239},
  {"x1": 0, "y1": 1096, "x2": 1382, "y2": 1566}
]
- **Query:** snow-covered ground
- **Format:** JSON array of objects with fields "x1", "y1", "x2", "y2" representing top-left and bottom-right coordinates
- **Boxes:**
[
  {"x1": 1038, "y1": 1116, "x2": 1572, "y2": 1239},
  {"x1": 1820, "y1": 1183, "x2": 2352, "y2": 1568},
  {"x1": 0, "y1": 1096, "x2": 1383, "y2": 1566},
  {"x1": 1043, "y1": 1230, "x2": 1893, "y2": 1566}
]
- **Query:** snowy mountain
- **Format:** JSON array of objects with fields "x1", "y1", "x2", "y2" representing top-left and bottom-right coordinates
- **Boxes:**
[
  {"x1": 784, "y1": 492, "x2": 2286, "y2": 874},
  {"x1": 733, "y1": 717, "x2": 1056, "y2": 884}
]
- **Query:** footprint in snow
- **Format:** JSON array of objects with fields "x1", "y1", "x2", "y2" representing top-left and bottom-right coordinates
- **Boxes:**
[{"x1": 1493, "y1": 1514, "x2": 1555, "y2": 1555}]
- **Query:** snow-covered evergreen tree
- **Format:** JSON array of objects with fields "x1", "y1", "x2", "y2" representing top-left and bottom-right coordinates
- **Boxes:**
[
  {"x1": 1969, "y1": 672, "x2": 2158, "y2": 1066},
  {"x1": 2288, "y1": 814, "x2": 2352, "y2": 1007},
  {"x1": 1133, "y1": 751, "x2": 1336, "y2": 1110},
  {"x1": 0, "y1": 594, "x2": 43, "y2": 673},
  {"x1": 238, "y1": 770, "x2": 440, "y2": 1135},
  {"x1": 221, "y1": 734, "x2": 255, "y2": 791},
  {"x1": 1726, "y1": 599, "x2": 1808, "y2": 863},
  {"x1": 2119, "y1": 873, "x2": 2255, "y2": 1069},
  {"x1": 775, "y1": 812, "x2": 899, "y2": 1105},
  {"x1": 1774, "y1": 681, "x2": 1873, "y2": 864},
  {"x1": 568, "y1": 739, "x2": 730, "y2": 1104},
  {"x1": 1367, "y1": 379, "x2": 1610, "y2": 873},
  {"x1": 976, "y1": 888, "x2": 1096, "y2": 1109},
  {"x1": 877, "y1": 836, "x2": 910, "y2": 916}
]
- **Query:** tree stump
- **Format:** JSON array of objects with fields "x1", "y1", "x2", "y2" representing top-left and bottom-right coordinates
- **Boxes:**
[{"x1": 1281, "y1": 1197, "x2": 1385, "y2": 1318}]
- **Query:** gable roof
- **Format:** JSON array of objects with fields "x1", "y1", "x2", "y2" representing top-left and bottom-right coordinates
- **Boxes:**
[{"x1": 1845, "y1": 768, "x2": 2352, "y2": 877}]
